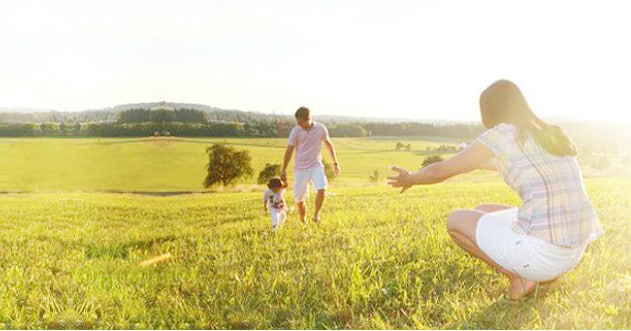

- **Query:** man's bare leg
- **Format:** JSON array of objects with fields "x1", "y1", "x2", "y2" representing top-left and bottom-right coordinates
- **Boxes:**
[
  {"x1": 296, "y1": 201, "x2": 307, "y2": 224},
  {"x1": 313, "y1": 189, "x2": 325, "y2": 223}
]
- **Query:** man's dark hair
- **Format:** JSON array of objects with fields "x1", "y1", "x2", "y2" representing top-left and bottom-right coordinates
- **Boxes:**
[{"x1": 295, "y1": 106, "x2": 310, "y2": 119}]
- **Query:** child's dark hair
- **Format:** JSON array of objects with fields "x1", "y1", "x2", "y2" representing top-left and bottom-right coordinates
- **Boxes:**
[{"x1": 267, "y1": 177, "x2": 284, "y2": 189}]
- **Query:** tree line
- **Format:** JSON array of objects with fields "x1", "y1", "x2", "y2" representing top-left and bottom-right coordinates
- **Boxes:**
[
  {"x1": 0, "y1": 107, "x2": 483, "y2": 139},
  {"x1": 0, "y1": 121, "x2": 482, "y2": 139}
]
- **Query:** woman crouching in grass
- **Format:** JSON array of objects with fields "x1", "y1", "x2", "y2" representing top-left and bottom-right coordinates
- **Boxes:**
[{"x1": 388, "y1": 79, "x2": 603, "y2": 300}]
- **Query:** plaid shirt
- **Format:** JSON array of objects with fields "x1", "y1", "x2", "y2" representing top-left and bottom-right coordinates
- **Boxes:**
[{"x1": 477, "y1": 123, "x2": 603, "y2": 248}]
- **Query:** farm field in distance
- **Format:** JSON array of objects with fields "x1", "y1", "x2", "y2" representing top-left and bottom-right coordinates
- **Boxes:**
[
  {"x1": 0, "y1": 136, "x2": 496, "y2": 192},
  {"x1": 1, "y1": 136, "x2": 627, "y2": 192},
  {"x1": 0, "y1": 136, "x2": 629, "y2": 329}
]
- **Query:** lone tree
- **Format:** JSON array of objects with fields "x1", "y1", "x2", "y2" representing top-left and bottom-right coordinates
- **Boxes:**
[
  {"x1": 422, "y1": 154, "x2": 444, "y2": 167},
  {"x1": 257, "y1": 163, "x2": 282, "y2": 185},
  {"x1": 204, "y1": 144, "x2": 253, "y2": 187},
  {"x1": 369, "y1": 170, "x2": 381, "y2": 183},
  {"x1": 591, "y1": 155, "x2": 611, "y2": 171}
]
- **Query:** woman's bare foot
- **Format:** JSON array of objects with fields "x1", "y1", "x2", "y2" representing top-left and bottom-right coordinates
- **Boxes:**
[{"x1": 508, "y1": 277, "x2": 537, "y2": 300}]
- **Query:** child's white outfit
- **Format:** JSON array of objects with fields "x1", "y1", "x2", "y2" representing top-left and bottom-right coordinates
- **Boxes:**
[{"x1": 263, "y1": 188, "x2": 287, "y2": 231}]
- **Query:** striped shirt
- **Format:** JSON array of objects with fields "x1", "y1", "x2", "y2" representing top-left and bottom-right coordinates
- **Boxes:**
[{"x1": 476, "y1": 123, "x2": 603, "y2": 248}]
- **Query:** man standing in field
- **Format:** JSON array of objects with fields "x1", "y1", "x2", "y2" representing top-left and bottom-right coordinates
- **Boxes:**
[{"x1": 281, "y1": 106, "x2": 340, "y2": 224}]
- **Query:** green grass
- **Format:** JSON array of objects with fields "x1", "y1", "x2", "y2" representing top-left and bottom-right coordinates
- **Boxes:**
[
  {"x1": 0, "y1": 179, "x2": 629, "y2": 329},
  {"x1": 1, "y1": 136, "x2": 626, "y2": 192},
  {"x1": 0, "y1": 137, "x2": 629, "y2": 329},
  {"x1": 0, "y1": 137, "x2": 474, "y2": 192}
]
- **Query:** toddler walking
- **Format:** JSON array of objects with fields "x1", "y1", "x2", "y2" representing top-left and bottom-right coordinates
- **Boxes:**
[{"x1": 263, "y1": 177, "x2": 288, "y2": 232}]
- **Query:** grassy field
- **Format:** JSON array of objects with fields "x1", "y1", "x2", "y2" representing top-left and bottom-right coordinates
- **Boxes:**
[
  {"x1": 0, "y1": 136, "x2": 529, "y2": 192},
  {"x1": 1, "y1": 136, "x2": 627, "y2": 192},
  {"x1": 0, "y1": 137, "x2": 629, "y2": 329}
]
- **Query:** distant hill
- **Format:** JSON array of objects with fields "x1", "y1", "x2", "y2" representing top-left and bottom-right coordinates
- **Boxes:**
[
  {"x1": 0, "y1": 101, "x2": 427, "y2": 124},
  {"x1": 2, "y1": 102, "x2": 629, "y2": 148},
  {"x1": 4, "y1": 102, "x2": 625, "y2": 144},
  {"x1": 0, "y1": 108, "x2": 118, "y2": 124},
  {"x1": 0, "y1": 102, "x2": 281, "y2": 124}
]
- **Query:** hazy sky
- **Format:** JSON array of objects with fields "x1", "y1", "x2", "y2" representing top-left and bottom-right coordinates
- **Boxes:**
[{"x1": 1, "y1": 0, "x2": 629, "y2": 123}]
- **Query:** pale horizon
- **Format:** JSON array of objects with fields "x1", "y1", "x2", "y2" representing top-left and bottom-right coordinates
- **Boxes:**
[{"x1": 1, "y1": 0, "x2": 630, "y2": 124}]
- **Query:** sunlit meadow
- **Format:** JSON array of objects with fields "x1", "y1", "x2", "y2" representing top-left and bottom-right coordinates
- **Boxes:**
[{"x1": 0, "y1": 137, "x2": 629, "y2": 329}]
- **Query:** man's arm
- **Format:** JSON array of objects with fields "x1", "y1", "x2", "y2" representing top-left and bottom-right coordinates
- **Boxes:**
[
  {"x1": 281, "y1": 145, "x2": 295, "y2": 182},
  {"x1": 323, "y1": 138, "x2": 340, "y2": 176}
]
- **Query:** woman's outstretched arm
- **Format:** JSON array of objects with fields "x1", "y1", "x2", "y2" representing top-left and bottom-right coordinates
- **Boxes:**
[{"x1": 388, "y1": 141, "x2": 494, "y2": 193}]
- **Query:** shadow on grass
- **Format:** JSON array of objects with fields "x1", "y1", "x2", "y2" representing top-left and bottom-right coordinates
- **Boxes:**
[
  {"x1": 460, "y1": 285, "x2": 556, "y2": 329},
  {"x1": 85, "y1": 235, "x2": 178, "y2": 259}
]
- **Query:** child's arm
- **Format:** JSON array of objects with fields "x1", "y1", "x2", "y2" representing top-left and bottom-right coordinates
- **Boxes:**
[{"x1": 263, "y1": 191, "x2": 269, "y2": 212}]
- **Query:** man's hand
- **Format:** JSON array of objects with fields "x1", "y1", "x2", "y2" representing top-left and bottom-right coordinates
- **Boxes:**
[
  {"x1": 333, "y1": 163, "x2": 340, "y2": 176},
  {"x1": 387, "y1": 166, "x2": 414, "y2": 194}
]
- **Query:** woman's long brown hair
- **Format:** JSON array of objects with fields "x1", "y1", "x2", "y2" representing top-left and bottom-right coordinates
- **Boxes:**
[{"x1": 479, "y1": 80, "x2": 577, "y2": 156}]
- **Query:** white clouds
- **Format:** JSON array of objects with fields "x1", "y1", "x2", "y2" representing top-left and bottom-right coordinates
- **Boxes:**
[{"x1": 0, "y1": 0, "x2": 630, "y2": 123}]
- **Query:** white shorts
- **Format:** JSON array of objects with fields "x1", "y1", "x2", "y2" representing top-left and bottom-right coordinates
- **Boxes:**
[
  {"x1": 476, "y1": 208, "x2": 587, "y2": 282},
  {"x1": 293, "y1": 166, "x2": 328, "y2": 202}
]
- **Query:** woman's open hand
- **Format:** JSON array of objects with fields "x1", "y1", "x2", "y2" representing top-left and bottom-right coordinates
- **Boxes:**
[{"x1": 387, "y1": 166, "x2": 414, "y2": 193}]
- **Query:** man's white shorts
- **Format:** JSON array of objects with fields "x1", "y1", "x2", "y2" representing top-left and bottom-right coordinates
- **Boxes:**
[
  {"x1": 293, "y1": 166, "x2": 328, "y2": 202},
  {"x1": 476, "y1": 208, "x2": 587, "y2": 282}
]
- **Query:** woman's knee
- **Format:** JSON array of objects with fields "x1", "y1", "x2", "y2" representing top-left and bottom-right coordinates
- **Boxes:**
[
  {"x1": 474, "y1": 204, "x2": 493, "y2": 212},
  {"x1": 447, "y1": 209, "x2": 471, "y2": 231},
  {"x1": 446, "y1": 210, "x2": 464, "y2": 231},
  {"x1": 446, "y1": 209, "x2": 484, "y2": 232},
  {"x1": 475, "y1": 203, "x2": 512, "y2": 213}
]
